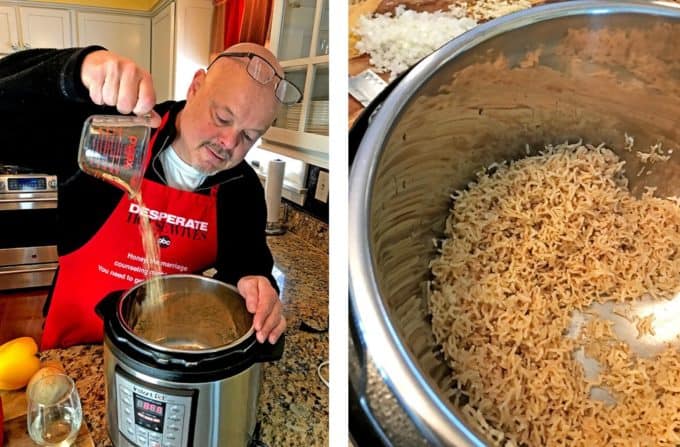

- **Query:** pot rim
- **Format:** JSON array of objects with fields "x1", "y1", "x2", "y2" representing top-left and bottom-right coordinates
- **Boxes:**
[
  {"x1": 117, "y1": 273, "x2": 256, "y2": 355},
  {"x1": 348, "y1": 1, "x2": 680, "y2": 445}
]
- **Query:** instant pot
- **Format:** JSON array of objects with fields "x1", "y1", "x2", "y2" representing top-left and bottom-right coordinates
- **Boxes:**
[
  {"x1": 96, "y1": 274, "x2": 284, "y2": 447},
  {"x1": 349, "y1": 1, "x2": 680, "y2": 445}
]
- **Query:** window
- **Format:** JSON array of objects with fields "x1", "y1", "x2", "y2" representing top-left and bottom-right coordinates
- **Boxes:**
[{"x1": 260, "y1": 0, "x2": 329, "y2": 169}]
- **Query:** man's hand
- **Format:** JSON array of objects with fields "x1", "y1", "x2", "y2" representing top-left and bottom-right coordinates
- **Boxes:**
[
  {"x1": 237, "y1": 275, "x2": 286, "y2": 344},
  {"x1": 81, "y1": 49, "x2": 161, "y2": 127}
]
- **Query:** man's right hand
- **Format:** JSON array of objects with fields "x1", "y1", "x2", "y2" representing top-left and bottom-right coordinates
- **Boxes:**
[{"x1": 81, "y1": 49, "x2": 161, "y2": 127}]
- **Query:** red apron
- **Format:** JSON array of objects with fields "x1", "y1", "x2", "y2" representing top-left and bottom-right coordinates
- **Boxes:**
[{"x1": 41, "y1": 121, "x2": 218, "y2": 350}]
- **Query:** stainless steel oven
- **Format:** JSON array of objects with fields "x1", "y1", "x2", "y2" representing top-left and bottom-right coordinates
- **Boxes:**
[{"x1": 0, "y1": 165, "x2": 59, "y2": 290}]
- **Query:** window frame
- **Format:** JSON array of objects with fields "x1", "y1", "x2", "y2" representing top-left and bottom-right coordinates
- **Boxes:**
[{"x1": 264, "y1": 0, "x2": 329, "y2": 169}]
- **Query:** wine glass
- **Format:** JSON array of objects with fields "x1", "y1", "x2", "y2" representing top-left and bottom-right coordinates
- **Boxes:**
[{"x1": 26, "y1": 373, "x2": 83, "y2": 446}]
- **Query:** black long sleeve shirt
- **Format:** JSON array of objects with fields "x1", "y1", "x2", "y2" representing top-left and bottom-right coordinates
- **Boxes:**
[{"x1": 0, "y1": 46, "x2": 277, "y2": 291}]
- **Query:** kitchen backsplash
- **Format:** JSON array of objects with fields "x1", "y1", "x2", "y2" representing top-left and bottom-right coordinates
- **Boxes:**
[
  {"x1": 285, "y1": 204, "x2": 328, "y2": 253},
  {"x1": 269, "y1": 202, "x2": 328, "y2": 254},
  {"x1": 302, "y1": 165, "x2": 329, "y2": 223},
  {"x1": 256, "y1": 159, "x2": 328, "y2": 252},
  {"x1": 282, "y1": 165, "x2": 328, "y2": 253}
]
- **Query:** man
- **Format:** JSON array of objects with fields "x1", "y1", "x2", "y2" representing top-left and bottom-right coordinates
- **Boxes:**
[{"x1": 0, "y1": 42, "x2": 293, "y2": 349}]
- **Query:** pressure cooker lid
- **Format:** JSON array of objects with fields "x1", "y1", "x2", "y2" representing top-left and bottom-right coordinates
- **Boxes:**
[{"x1": 119, "y1": 275, "x2": 254, "y2": 353}]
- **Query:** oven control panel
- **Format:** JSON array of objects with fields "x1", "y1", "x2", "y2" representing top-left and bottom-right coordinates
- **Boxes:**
[
  {"x1": 0, "y1": 174, "x2": 58, "y2": 192},
  {"x1": 115, "y1": 372, "x2": 195, "y2": 447}
]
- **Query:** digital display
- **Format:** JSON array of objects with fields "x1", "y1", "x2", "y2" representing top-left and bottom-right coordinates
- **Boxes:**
[
  {"x1": 137, "y1": 399, "x2": 164, "y2": 416},
  {"x1": 7, "y1": 177, "x2": 46, "y2": 191},
  {"x1": 133, "y1": 394, "x2": 166, "y2": 433}
]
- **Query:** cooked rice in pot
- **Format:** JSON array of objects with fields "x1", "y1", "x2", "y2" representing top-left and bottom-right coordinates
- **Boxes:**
[{"x1": 429, "y1": 141, "x2": 680, "y2": 446}]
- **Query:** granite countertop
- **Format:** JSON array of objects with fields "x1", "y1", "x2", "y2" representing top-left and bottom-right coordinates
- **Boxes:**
[{"x1": 40, "y1": 232, "x2": 329, "y2": 447}]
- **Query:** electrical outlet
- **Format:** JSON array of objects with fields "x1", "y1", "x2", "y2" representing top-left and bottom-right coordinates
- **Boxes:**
[{"x1": 314, "y1": 170, "x2": 329, "y2": 203}]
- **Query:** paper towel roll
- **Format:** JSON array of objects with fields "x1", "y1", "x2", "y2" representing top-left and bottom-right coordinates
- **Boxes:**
[{"x1": 265, "y1": 159, "x2": 286, "y2": 224}]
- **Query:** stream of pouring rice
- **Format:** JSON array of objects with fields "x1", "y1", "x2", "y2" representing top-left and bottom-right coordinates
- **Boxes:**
[
  {"x1": 99, "y1": 172, "x2": 165, "y2": 341},
  {"x1": 136, "y1": 199, "x2": 165, "y2": 343}
]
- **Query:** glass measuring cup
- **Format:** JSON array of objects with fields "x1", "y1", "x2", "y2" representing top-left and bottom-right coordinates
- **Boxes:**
[{"x1": 77, "y1": 115, "x2": 154, "y2": 197}]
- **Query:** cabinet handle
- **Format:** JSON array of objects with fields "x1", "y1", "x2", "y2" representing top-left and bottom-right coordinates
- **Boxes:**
[{"x1": 23, "y1": 43, "x2": 31, "y2": 49}]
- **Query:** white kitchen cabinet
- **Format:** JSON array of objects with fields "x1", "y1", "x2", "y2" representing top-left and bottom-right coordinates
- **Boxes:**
[
  {"x1": 173, "y1": 0, "x2": 212, "y2": 99},
  {"x1": 0, "y1": 6, "x2": 18, "y2": 54},
  {"x1": 151, "y1": 0, "x2": 212, "y2": 101},
  {"x1": 151, "y1": 2, "x2": 175, "y2": 102},
  {"x1": 77, "y1": 11, "x2": 151, "y2": 71},
  {"x1": 0, "y1": 4, "x2": 72, "y2": 55},
  {"x1": 19, "y1": 7, "x2": 72, "y2": 50}
]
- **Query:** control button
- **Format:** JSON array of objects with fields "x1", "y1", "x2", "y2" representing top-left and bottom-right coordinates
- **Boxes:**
[
  {"x1": 48, "y1": 179, "x2": 57, "y2": 189},
  {"x1": 149, "y1": 441, "x2": 161, "y2": 447},
  {"x1": 169, "y1": 405, "x2": 182, "y2": 413},
  {"x1": 137, "y1": 428, "x2": 149, "y2": 447},
  {"x1": 125, "y1": 408, "x2": 132, "y2": 415},
  {"x1": 126, "y1": 426, "x2": 135, "y2": 436},
  {"x1": 168, "y1": 415, "x2": 181, "y2": 422},
  {"x1": 126, "y1": 417, "x2": 133, "y2": 426},
  {"x1": 149, "y1": 433, "x2": 162, "y2": 442},
  {"x1": 123, "y1": 397, "x2": 132, "y2": 405},
  {"x1": 163, "y1": 442, "x2": 175, "y2": 447},
  {"x1": 165, "y1": 433, "x2": 177, "y2": 440},
  {"x1": 0, "y1": 181, "x2": 5, "y2": 191}
]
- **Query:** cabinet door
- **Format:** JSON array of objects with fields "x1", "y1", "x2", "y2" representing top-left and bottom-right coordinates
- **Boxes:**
[
  {"x1": 261, "y1": 0, "x2": 328, "y2": 168},
  {"x1": 174, "y1": 0, "x2": 212, "y2": 99},
  {"x1": 77, "y1": 12, "x2": 151, "y2": 72},
  {"x1": 151, "y1": 2, "x2": 175, "y2": 102},
  {"x1": 0, "y1": 6, "x2": 18, "y2": 54},
  {"x1": 18, "y1": 7, "x2": 72, "y2": 50}
]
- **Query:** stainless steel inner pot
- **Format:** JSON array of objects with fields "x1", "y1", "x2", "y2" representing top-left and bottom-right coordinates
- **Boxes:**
[
  {"x1": 119, "y1": 274, "x2": 254, "y2": 353},
  {"x1": 349, "y1": 1, "x2": 680, "y2": 445}
]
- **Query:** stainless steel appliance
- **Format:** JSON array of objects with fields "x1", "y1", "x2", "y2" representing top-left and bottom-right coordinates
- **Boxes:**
[
  {"x1": 0, "y1": 165, "x2": 58, "y2": 290},
  {"x1": 96, "y1": 274, "x2": 284, "y2": 447},
  {"x1": 349, "y1": 1, "x2": 680, "y2": 445}
]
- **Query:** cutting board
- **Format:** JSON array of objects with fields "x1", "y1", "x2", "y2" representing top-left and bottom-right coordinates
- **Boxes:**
[
  {"x1": 348, "y1": 0, "x2": 546, "y2": 126},
  {"x1": 0, "y1": 364, "x2": 95, "y2": 447},
  {"x1": 348, "y1": 0, "x2": 484, "y2": 125},
  {"x1": 2, "y1": 417, "x2": 93, "y2": 447}
]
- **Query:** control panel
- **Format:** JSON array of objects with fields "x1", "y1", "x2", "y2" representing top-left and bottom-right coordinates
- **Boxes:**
[
  {"x1": 115, "y1": 371, "x2": 195, "y2": 447},
  {"x1": 0, "y1": 175, "x2": 58, "y2": 192}
]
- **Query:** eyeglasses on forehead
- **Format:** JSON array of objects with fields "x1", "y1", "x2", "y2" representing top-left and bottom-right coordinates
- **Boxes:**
[{"x1": 207, "y1": 52, "x2": 302, "y2": 105}]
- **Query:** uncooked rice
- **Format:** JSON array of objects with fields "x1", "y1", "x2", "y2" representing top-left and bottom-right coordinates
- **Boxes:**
[
  {"x1": 634, "y1": 314, "x2": 656, "y2": 339},
  {"x1": 429, "y1": 141, "x2": 680, "y2": 446},
  {"x1": 624, "y1": 133, "x2": 635, "y2": 152},
  {"x1": 637, "y1": 143, "x2": 672, "y2": 164}
]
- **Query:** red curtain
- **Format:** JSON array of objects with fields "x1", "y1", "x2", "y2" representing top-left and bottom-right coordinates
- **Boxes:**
[
  {"x1": 240, "y1": 0, "x2": 273, "y2": 46},
  {"x1": 211, "y1": 0, "x2": 245, "y2": 56},
  {"x1": 224, "y1": 0, "x2": 245, "y2": 48},
  {"x1": 211, "y1": 0, "x2": 273, "y2": 59}
]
